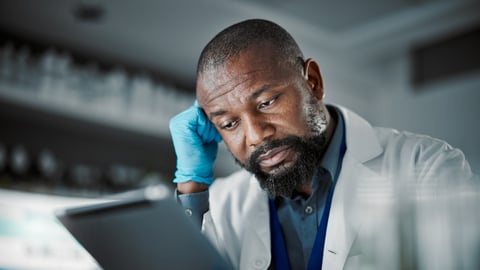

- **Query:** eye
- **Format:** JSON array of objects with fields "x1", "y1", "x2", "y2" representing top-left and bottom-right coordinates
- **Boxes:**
[
  {"x1": 258, "y1": 96, "x2": 278, "y2": 109},
  {"x1": 220, "y1": 119, "x2": 239, "y2": 130}
]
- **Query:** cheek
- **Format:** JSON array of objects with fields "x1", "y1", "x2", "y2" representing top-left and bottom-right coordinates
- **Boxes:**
[
  {"x1": 222, "y1": 133, "x2": 249, "y2": 162},
  {"x1": 274, "y1": 105, "x2": 311, "y2": 135},
  {"x1": 274, "y1": 88, "x2": 313, "y2": 133}
]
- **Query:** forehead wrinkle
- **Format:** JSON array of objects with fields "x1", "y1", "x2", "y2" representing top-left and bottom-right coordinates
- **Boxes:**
[
  {"x1": 207, "y1": 82, "x2": 281, "y2": 120},
  {"x1": 202, "y1": 69, "x2": 261, "y2": 105}
]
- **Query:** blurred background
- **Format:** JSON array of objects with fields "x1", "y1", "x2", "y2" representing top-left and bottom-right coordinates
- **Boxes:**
[{"x1": 0, "y1": 0, "x2": 479, "y2": 269}]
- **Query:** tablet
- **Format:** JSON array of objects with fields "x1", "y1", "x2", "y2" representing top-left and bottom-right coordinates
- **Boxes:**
[{"x1": 55, "y1": 185, "x2": 231, "y2": 270}]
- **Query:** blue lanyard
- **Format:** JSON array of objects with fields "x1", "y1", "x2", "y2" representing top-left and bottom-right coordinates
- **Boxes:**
[{"x1": 269, "y1": 185, "x2": 335, "y2": 270}]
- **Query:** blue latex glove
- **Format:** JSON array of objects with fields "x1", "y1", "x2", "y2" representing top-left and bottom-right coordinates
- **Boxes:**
[{"x1": 169, "y1": 102, "x2": 222, "y2": 186}]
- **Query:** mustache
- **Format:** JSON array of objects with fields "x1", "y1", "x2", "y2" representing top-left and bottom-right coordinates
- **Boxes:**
[{"x1": 245, "y1": 136, "x2": 305, "y2": 171}]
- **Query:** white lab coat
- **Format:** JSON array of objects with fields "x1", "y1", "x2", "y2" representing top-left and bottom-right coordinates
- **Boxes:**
[{"x1": 202, "y1": 106, "x2": 474, "y2": 270}]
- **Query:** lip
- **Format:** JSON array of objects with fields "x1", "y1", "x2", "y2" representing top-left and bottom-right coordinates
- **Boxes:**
[{"x1": 257, "y1": 145, "x2": 292, "y2": 169}]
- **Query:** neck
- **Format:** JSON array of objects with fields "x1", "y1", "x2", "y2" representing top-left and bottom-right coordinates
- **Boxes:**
[{"x1": 295, "y1": 185, "x2": 313, "y2": 199}]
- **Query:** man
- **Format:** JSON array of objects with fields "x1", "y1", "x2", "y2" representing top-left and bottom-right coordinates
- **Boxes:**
[{"x1": 169, "y1": 19, "x2": 477, "y2": 270}]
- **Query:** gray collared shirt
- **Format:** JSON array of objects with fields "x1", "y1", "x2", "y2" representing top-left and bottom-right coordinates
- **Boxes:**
[{"x1": 274, "y1": 106, "x2": 345, "y2": 269}]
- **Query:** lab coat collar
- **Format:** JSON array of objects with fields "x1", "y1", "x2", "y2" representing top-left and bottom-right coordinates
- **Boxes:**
[{"x1": 335, "y1": 105, "x2": 383, "y2": 162}]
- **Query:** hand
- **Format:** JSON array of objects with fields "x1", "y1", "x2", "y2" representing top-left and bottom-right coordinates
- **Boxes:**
[{"x1": 169, "y1": 102, "x2": 222, "y2": 187}]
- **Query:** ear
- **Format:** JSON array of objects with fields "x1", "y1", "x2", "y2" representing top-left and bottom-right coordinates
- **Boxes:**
[{"x1": 303, "y1": 58, "x2": 324, "y2": 100}]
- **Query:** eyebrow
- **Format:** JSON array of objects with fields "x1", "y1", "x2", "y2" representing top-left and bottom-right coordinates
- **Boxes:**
[{"x1": 208, "y1": 83, "x2": 279, "y2": 120}]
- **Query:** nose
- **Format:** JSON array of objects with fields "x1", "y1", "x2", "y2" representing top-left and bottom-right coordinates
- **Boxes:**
[{"x1": 244, "y1": 115, "x2": 275, "y2": 148}]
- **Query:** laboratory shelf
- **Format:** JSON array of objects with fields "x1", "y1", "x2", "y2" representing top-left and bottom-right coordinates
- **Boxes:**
[{"x1": 0, "y1": 83, "x2": 171, "y2": 139}]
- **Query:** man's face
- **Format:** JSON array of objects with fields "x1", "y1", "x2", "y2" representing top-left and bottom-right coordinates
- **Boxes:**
[{"x1": 197, "y1": 44, "x2": 329, "y2": 197}]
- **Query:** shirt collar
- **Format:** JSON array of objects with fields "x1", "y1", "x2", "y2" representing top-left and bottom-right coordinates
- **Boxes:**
[{"x1": 316, "y1": 105, "x2": 346, "y2": 185}]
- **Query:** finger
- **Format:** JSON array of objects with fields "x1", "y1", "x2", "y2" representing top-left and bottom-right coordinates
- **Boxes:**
[{"x1": 196, "y1": 107, "x2": 222, "y2": 143}]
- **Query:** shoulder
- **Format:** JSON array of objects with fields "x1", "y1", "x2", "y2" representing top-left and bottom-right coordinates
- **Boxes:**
[
  {"x1": 371, "y1": 127, "x2": 472, "y2": 180},
  {"x1": 373, "y1": 127, "x2": 459, "y2": 158},
  {"x1": 335, "y1": 104, "x2": 454, "y2": 156}
]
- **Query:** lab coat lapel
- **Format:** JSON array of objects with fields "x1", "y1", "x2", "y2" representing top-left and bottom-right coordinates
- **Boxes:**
[
  {"x1": 322, "y1": 155, "x2": 381, "y2": 269},
  {"x1": 239, "y1": 177, "x2": 271, "y2": 270},
  {"x1": 321, "y1": 106, "x2": 383, "y2": 269}
]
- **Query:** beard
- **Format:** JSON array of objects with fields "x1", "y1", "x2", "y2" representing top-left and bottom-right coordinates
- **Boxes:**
[
  {"x1": 234, "y1": 100, "x2": 329, "y2": 198},
  {"x1": 235, "y1": 135, "x2": 326, "y2": 198}
]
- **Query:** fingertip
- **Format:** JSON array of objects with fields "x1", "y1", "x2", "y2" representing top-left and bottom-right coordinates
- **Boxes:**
[{"x1": 195, "y1": 106, "x2": 206, "y2": 125}]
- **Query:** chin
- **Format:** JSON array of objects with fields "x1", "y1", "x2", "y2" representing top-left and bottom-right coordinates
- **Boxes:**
[{"x1": 257, "y1": 164, "x2": 314, "y2": 198}]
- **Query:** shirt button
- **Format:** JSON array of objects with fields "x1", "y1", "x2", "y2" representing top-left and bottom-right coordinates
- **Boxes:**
[
  {"x1": 305, "y1": 206, "x2": 314, "y2": 215},
  {"x1": 184, "y1": 208, "x2": 193, "y2": 217},
  {"x1": 251, "y1": 257, "x2": 267, "y2": 269}
]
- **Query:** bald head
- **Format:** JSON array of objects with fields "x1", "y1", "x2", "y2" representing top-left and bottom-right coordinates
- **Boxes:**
[{"x1": 196, "y1": 19, "x2": 304, "y2": 77}]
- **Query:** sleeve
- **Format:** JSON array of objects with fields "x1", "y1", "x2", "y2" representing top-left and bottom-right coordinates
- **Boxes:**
[{"x1": 175, "y1": 189, "x2": 209, "y2": 229}]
